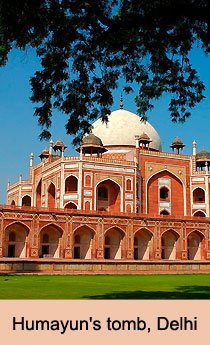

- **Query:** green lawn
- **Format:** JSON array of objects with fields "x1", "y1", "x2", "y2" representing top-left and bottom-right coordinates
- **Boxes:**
[{"x1": 0, "y1": 274, "x2": 210, "y2": 299}]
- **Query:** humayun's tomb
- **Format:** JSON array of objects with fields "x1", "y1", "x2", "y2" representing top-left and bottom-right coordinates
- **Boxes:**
[{"x1": 1, "y1": 107, "x2": 210, "y2": 274}]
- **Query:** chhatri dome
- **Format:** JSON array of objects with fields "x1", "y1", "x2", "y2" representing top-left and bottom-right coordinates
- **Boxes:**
[{"x1": 91, "y1": 109, "x2": 162, "y2": 151}]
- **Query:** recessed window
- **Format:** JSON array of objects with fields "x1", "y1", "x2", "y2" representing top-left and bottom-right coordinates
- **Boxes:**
[
  {"x1": 22, "y1": 195, "x2": 31, "y2": 207},
  {"x1": 126, "y1": 179, "x2": 132, "y2": 191},
  {"x1": 160, "y1": 187, "x2": 169, "y2": 201},
  {"x1": 65, "y1": 176, "x2": 78, "y2": 193},
  {"x1": 85, "y1": 175, "x2": 91, "y2": 187},
  {"x1": 193, "y1": 188, "x2": 205, "y2": 203}
]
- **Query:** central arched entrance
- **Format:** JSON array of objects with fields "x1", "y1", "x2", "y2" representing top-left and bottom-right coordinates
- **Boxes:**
[
  {"x1": 96, "y1": 179, "x2": 121, "y2": 212},
  {"x1": 147, "y1": 171, "x2": 184, "y2": 216},
  {"x1": 39, "y1": 225, "x2": 63, "y2": 258},
  {"x1": 134, "y1": 229, "x2": 152, "y2": 260},
  {"x1": 104, "y1": 227, "x2": 124, "y2": 259},
  {"x1": 4, "y1": 223, "x2": 29, "y2": 258},
  {"x1": 73, "y1": 226, "x2": 95, "y2": 259},
  {"x1": 161, "y1": 230, "x2": 179, "y2": 260}
]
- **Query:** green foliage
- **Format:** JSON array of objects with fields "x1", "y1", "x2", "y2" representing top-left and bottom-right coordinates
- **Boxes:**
[{"x1": 0, "y1": 0, "x2": 209, "y2": 142}]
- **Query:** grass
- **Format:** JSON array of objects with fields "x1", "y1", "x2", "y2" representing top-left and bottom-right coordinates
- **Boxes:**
[{"x1": 0, "y1": 274, "x2": 210, "y2": 299}]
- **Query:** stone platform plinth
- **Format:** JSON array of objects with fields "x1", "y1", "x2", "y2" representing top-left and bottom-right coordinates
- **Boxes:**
[{"x1": 0, "y1": 258, "x2": 210, "y2": 274}]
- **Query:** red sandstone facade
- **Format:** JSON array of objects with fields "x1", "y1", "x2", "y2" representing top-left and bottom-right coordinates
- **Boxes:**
[{"x1": 3, "y1": 109, "x2": 210, "y2": 263}]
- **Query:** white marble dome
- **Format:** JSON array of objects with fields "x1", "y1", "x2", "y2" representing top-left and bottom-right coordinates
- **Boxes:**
[{"x1": 92, "y1": 109, "x2": 162, "y2": 151}]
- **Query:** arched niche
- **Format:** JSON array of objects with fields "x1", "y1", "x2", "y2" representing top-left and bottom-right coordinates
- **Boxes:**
[
  {"x1": 22, "y1": 195, "x2": 31, "y2": 207},
  {"x1": 73, "y1": 226, "x2": 95, "y2": 259},
  {"x1": 5, "y1": 223, "x2": 29, "y2": 258},
  {"x1": 161, "y1": 230, "x2": 179, "y2": 260},
  {"x1": 36, "y1": 180, "x2": 42, "y2": 208},
  {"x1": 160, "y1": 209, "x2": 170, "y2": 215},
  {"x1": 64, "y1": 202, "x2": 77, "y2": 210},
  {"x1": 147, "y1": 171, "x2": 183, "y2": 216},
  {"x1": 39, "y1": 225, "x2": 63, "y2": 258},
  {"x1": 126, "y1": 179, "x2": 131, "y2": 191},
  {"x1": 193, "y1": 188, "x2": 205, "y2": 203},
  {"x1": 193, "y1": 210, "x2": 206, "y2": 217},
  {"x1": 104, "y1": 227, "x2": 124, "y2": 259},
  {"x1": 96, "y1": 179, "x2": 121, "y2": 212},
  {"x1": 48, "y1": 183, "x2": 56, "y2": 209},
  {"x1": 134, "y1": 228, "x2": 152, "y2": 260},
  {"x1": 65, "y1": 176, "x2": 78, "y2": 193},
  {"x1": 187, "y1": 231, "x2": 205, "y2": 260}
]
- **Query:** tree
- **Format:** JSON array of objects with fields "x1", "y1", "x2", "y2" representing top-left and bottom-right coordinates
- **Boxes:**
[{"x1": 0, "y1": 0, "x2": 209, "y2": 144}]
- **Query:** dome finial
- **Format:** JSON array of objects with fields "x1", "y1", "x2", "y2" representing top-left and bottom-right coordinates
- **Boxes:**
[{"x1": 120, "y1": 93, "x2": 123, "y2": 109}]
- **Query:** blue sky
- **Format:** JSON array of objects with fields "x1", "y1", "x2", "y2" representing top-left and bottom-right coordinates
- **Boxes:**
[{"x1": 0, "y1": 47, "x2": 210, "y2": 203}]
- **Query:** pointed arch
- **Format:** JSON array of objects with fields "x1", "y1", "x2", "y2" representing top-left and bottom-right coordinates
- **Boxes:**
[
  {"x1": 187, "y1": 230, "x2": 205, "y2": 260},
  {"x1": 147, "y1": 169, "x2": 184, "y2": 185},
  {"x1": 47, "y1": 183, "x2": 56, "y2": 209},
  {"x1": 84, "y1": 200, "x2": 91, "y2": 210},
  {"x1": 22, "y1": 195, "x2": 31, "y2": 207},
  {"x1": 161, "y1": 229, "x2": 180, "y2": 260},
  {"x1": 85, "y1": 174, "x2": 91, "y2": 187},
  {"x1": 39, "y1": 223, "x2": 63, "y2": 234},
  {"x1": 193, "y1": 188, "x2": 205, "y2": 203},
  {"x1": 39, "y1": 223, "x2": 63, "y2": 258},
  {"x1": 73, "y1": 224, "x2": 96, "y2": 234},
  {"x1": 73, "y1": 225, "x2": 95, "y2": 259},
  {"x1": 193, "y1": 210, "x2": 206, "y2": 217},
  {"x1": 64, "y1": 201, "x2": 77, "y2": 210},
  {"x1": 104, "y1": 226, "x2": 125, "y2": 259},
  {"x1": 187, "y1": 229, "x2": 205, "y2": 238},
  {"x1": 160, "y1": 209, "x2": 170, "y2": 215},
  {"x1": 134, "y1": 228, "x2": 153, "y2": 260},
  {"x1": 36, "y1": 179, "x2": 42, "y2": 208},
  {"x1": 4, "y1": 221, "x2": 30, "y2": 234},
  {"x1": 134, "y1": 227, "x2": 153, "y2": 236},
  {"x1": 96, "y1": 179, "x2": 121, "y2": 212},
  {"x1": 147, "y1": 170, "x2": 184, "y2": 216},
  {"x1": 126, "y1": 203, "x2": 132, "y2": 213},
  {"x1": 126, "y1": 179, "x2": 132, "y2": 191},
  {"x1": 65, "y1": 175, "x2": 78, "y2": 193},
  {"x1": 95, "y1": 177, "x2": 122, "y2": 190},
  {"x1": 104, "y1": 225, "x2": 125, "y2": 236},
  {"x1": 11, "y1": 200, "x2": 15, "y2": 206},
  {"x1": 4, "y1": 222, "x2": 30, "y2": 258},
  {"x1": 161, "y1": 228, "x2": 180, "y2": 238}
]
